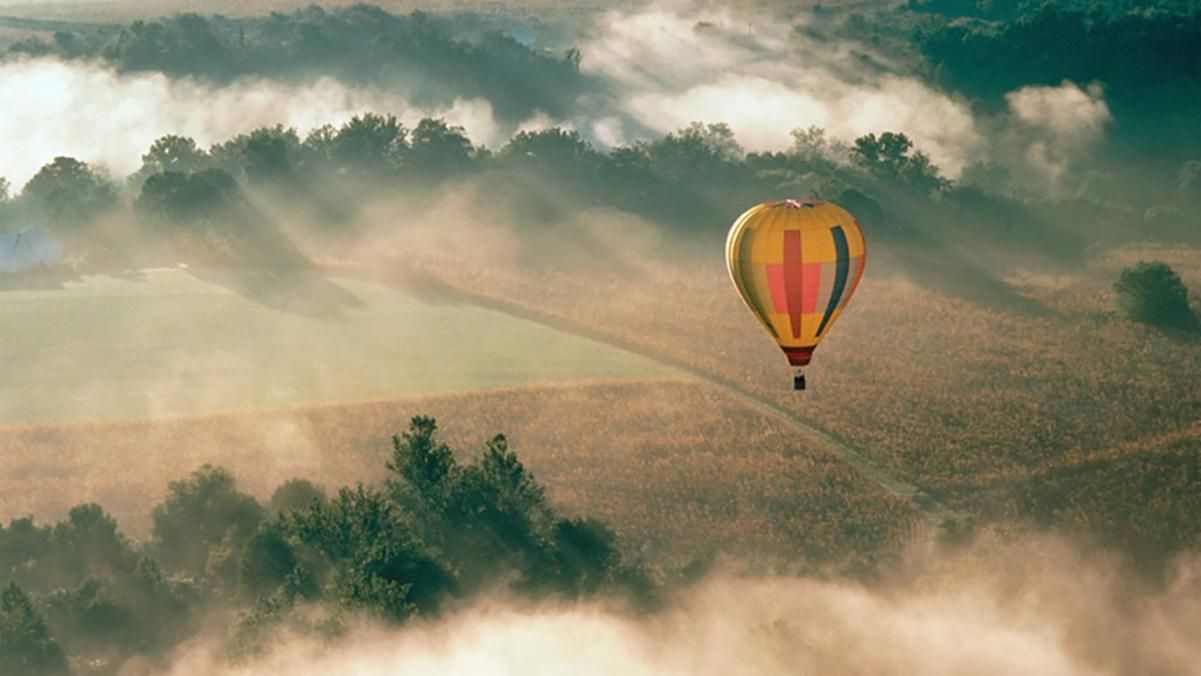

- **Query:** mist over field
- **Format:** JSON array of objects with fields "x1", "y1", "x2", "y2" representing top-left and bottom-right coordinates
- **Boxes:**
[
  {"x1": 159, "y1": 538, "x2": 1201, "y2": 676},
  {"x1": 1, "y1": 1, "x2": 1200, "y2": 674}
]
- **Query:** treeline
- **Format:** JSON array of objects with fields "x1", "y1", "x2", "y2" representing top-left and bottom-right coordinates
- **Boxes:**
[
  {"x1": 5, "y1": 5, "x2": 585, "y2": 122},
  {"x1": 4, "y1": 3, "x2": 1200, "y2": 252},
  {"x1": 5, "y1": 114, "x2": 1199, "y2": 281},
  {"x1": 8, "y1": 0, "x2": 1201, "y2": 181},
  {"x1": 0, "y1": 417, "x2": 654, "y2": 675},
  {"x1": 6, "y1": 120, "x2": 949, "y2": 238}
]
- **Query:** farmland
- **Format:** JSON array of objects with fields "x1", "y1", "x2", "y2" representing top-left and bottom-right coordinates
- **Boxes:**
[
  {"x1": 358, "y1": 231, "x2": 1201, "y2": 560},
  {"x1": 0, "y1": 379, "x2": 917, "y2": 568},
  {"x1": 5, "y1": 234, "x2": 1193, "y2": 569},
  {"x1": 0, "y1": 267, "x2": 673, "y2": 424}
]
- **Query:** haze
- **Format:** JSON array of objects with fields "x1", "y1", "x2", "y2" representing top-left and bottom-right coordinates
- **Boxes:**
[{"x1": 0, "y1": 1, "x2": 1198, "y2": 675}]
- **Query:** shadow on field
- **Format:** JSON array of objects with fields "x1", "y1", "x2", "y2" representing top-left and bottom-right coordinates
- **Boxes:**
[
  {"x1": 897, "y1": 246, "x2": 1058, "y2": 318},
  {"x1": 188, "y1": 267, "x2": 364, "y2": 319},
  {"x1": 868, "y1": 228, "x2": 1062, "y2": 318}
]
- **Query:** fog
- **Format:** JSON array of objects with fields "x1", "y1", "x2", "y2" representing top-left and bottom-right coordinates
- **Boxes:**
[
  {"x1": 0, "y1": 57, "x2": 500, "y2": 188},
  {"x1": 155, "y1": 537, "x2": 1201, "y2": 676},
  {"x1": 0, "y1": 3, "x2": 1197, "y2": 674},
  {"x1": 1003, "y1": 81, "x2": 1112, "y2": 187},
  {"x1": 579, "y1": 7, "x2": 982, "y2": 175},
  {"x1": 0, "y1": 6, "x2": 1117, "y2": 190}
]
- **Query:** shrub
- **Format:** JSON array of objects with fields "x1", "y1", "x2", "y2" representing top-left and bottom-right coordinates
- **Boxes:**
[{"x1": 1114, "y1": 261, "x2": 1196, "y2": 330}]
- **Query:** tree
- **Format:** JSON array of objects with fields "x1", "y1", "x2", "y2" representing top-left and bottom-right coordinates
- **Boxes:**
[
  {"x1": 151, "y1": 465, "x2": 264, "y2": 579},
  {"x1": 103, "y1": 14, "x2": 234, "y2": 79},
  {"x1": 788, "y1": 125, "x2": 847, "y2": 173},
  {"x1": 0, "y1": 583, "x2": 69, "y2": 676},
  {"x1": 643, "y1": 122, "x2": 744, "y2": 184},
  {"x1": 242, "y1": 128, "x2": 296, "y2": 183},
  {"x1": 0, "y1": 518, "x2": 50, "y2": 584},
  {"x1": 208, "y1": 126, "x2": 301, "y2": 182},
  {"x1": 447, "y1": 434, "x2": 556, "y2": 585},
  {"x1": 138, "y1": 135, "x2": 207, "y2": 177},
  {"x1": 269, "y1": 479, "x2": 327, "y2": 514},
  {"x1": 237, "y1": 521, "x2": 304, "y2": 600},
  {"x1": 463, "y1": 435, "x2": 550, "y2": 536},
  {"x1": 136, "y1": 168, "x2": 241, "y2": 225},
  {"x1": 497, "y1": 128, "x2": 602, "y2": 179},
  {"x1": 1114, "y1": 261, "x2": 1197, "y2": 330},
  {"x1": 852, "y1": 132, "x2": 946, "y2": 193},
  {"x1": 0, "y1": 177, "x2": 10, "y2": 203},
  {"x1": 407, "y1": 118, "x2": 475, "y2": 177},
  {"x1": 20, "y1": 156, "x2": 118, "y2": 230},
  {"x1": 43, "y1": 504, "x2": 136, "y2": 590},
  {"x1": 550, "y1": 517, "x2": 619, "y2": 595},
  {"x1": 387, "y1": 416, "x2": 456, "y2": 513},
  {"x1": 331, "y1": 114, "x2": 408, "y2": 175},
  {"x1": 284, "y1": 486, "x2": 452, "y2": 619}
]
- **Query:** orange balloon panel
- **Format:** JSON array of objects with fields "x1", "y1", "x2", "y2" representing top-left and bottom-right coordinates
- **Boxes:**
[{"x1": 726, "y1": 200, "x2": 866, "y2": 366}]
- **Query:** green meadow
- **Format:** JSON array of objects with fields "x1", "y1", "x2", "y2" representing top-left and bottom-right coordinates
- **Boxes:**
[{"x1": 0, "y1": 268, "x2": 676, "y2": 423}]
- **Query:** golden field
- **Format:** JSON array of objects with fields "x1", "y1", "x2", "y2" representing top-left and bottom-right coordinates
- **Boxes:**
[
  {"x1": 351, "y1": 230, "x2": 1201, "y2": 558},
  {"x1": 0, "y1": 379, "x2": 917, "y2": 567}
]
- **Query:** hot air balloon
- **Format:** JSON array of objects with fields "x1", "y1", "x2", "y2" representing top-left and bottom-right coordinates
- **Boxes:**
[{"x1": 726, "y1": 200, "x2": 866, "y2": 390}]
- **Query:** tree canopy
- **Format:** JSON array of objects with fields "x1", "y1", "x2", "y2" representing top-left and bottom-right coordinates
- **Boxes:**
[
  {"x1": 0, "y1": 416, "x2": 652, "y2": 669},
  {"x1": 1114, "y1": 261, "x2": 1197, "y2": 331}
]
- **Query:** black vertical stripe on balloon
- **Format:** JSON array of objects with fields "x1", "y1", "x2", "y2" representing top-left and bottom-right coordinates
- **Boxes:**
[{"x1": 816, "y1": 226, "x2": 849, "y2": 337}]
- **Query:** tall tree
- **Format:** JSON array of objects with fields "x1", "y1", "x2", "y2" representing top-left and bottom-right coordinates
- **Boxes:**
[
  {"x1": 331, "y1": 114, "x2": 408, "y2": 175},
  {"x1": 139, "y1": 135, "x2": 208, "y2": 176},
  {"x1": 20, "y1": 157, "x2": 118, "y2": 230},
  {"x1": 408, "y1": 118, "x2": 475, "y2": 177},
  {"x1": 0, "y1": 583, "x2": 69, "y2": 676},
  {"x1": 151, "y1": 465, "x2": 264, "y2": 580}
]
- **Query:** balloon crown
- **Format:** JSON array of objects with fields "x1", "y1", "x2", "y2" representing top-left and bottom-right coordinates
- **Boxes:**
[{"x1": 774, "y1": 199, "x2": 822, "y2": 209}]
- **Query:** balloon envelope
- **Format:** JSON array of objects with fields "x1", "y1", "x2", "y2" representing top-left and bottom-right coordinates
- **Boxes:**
[{"x1": 726, "y1": 200, "x2": 866, "y2": 366}]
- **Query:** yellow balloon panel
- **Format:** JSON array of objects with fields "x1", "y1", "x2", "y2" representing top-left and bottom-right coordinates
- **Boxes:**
[{"x1": 726, "y1": 200, "x2": 866, "y2": 366}]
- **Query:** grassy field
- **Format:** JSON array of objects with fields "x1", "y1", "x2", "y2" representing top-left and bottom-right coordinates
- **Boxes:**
[
  {"x1": 0, "y1": 267, "x2": 674, "y2": 423},
  {"x1": 0, "y1": 379, "x2": 918, "y2": 567}
]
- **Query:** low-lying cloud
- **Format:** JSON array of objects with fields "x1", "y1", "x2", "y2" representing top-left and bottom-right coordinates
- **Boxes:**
[
  {"x1": 0, "y1": 7, "x2": 1118, "y2": 193},
  {"x1": 1005, "y1": 81, "x2": 1112, "y2": 186},
  {"x1": 0, "y1": 57, "x2": 501, "y2": 189},
  {"x1": 580, "y1": 8, "x2": 983, "y2": 176},
  {"x1": 157, "y1": 537, "x2": 1201, "y2": 676}
]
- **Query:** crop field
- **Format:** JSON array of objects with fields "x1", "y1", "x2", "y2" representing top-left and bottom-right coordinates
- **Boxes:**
[
  {"x1": 364, "y1": 237, "x2": 1201, "y2": 551},
  {"x1": 2, "y1": 238, "x2": 1193, "y2": 567},
  {"x1": 952, "y1": 423, "x2": 1201, "y2": 571},
  {"x1": 0, "y1": 379, "x2": 917, "y2": 567},
  {"x1": 0, "y1": 267, "x2": 674, "y2": 424}
]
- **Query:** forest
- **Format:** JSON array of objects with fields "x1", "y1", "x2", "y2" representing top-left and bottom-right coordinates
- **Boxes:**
[{"x1": 0, "y1": 417, "x2": 656, "y2": 674}]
